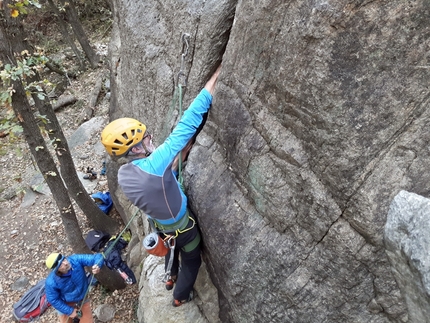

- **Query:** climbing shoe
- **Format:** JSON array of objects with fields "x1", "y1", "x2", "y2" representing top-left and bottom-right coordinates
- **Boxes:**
[
  {"x1": 83, "y1": 167, "x2": 97, "y2": 180},
  {"x1": 165, "y1": 276, "x2": 176, "y2": 291},
  {"x1": 172, "y1": 290, "x2": 193, "y2": 307},
  {"x1": 100, "y1": 161, "x2": 106, "y2": 175}
]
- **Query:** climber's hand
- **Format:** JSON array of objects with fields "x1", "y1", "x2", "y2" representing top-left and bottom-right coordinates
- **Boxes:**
[{"x1": 92, "y1": 265, "x2": 100, "y2": 274}]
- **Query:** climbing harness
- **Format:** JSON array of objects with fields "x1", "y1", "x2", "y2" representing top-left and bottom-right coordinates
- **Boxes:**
[
  {"x1": 144, "y1": 218, "x2": 200, "y2": 283},
  {"x1": 143, "y1": 212, "x2": 199, "y2": 283}
]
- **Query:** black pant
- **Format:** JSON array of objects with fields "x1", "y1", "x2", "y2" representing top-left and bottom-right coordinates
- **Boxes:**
[{"x1": 164, "y1": 219, "x2": 201, "y2": 300}]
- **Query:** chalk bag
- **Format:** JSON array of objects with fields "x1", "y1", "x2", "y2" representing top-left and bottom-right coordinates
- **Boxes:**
[{"x1": 143, "y1": 232, "x2": 169, "y2": 257}]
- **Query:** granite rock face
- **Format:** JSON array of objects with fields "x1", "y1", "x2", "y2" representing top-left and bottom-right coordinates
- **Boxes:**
[
  {"x1": 385, "y1": 191, "x2": 430, "y2": 323},
  {"x1": 107, "y1": 0, "x2": 430, "y2": 322}
]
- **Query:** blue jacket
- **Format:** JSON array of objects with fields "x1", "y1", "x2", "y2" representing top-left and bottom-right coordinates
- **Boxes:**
[
  {"x1": 45, "y1": 254, "x2": 104, "y2": 316},
  {"x1": 118, "y1": 88, "x2": 212, "y2": 225}
]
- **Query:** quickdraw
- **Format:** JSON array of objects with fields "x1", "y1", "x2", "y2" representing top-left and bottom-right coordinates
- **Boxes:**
[
  {"x1": 162, "y1": 236, "x2": 176, "y2": 283},
  {"x1": 161, "y1": 215, "x2": 197, "y2": 283},
  {"x1": 176, "y1": 33, "x2": 190, "y2": 87}
]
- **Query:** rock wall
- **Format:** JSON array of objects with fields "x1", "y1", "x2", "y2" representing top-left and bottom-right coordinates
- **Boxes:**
[
  {"x1": 107, "y1": 0, "x2": 430, "y2": 322},
  {"x1": 385, "y1": 191, "x2": 430, "y2": 323}
]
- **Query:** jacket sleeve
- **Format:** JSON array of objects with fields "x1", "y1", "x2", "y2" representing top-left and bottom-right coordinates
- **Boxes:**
[
  {"x1": 134, "y1": 88, "x2": 213, "y2": 174},
  {"x1": 45, "y1": 276, "x2": 74, "y2": 316},
  {"x1": 73, "y1": 253, "x2": 104, "y2": 268}
]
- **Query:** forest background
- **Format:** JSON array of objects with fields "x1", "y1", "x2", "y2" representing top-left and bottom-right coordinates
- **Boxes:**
[{"x1": 0, "y1": 0, "x2": 139, "y2": 322}]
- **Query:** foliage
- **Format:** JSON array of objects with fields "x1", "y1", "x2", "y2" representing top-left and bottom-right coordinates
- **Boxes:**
[
  {"x1": 0, "y1": 49, "x2": 52, "y2": 107},
  {"x1": 7, "y1": 0, "x2": 41, "y2": 17},
  {"x1": 0, "y1": 48, "x2": 52, "y2": 148},
  {"x1": 0, "y1": 109, "x2": 23, "y2": 136},
  {"x1": 0, "y1": 0, "x2": 111, "y2": 148}
]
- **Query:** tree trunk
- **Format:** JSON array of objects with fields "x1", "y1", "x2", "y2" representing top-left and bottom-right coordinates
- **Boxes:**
[
  {"x1": 0, "y1": 17, "x2": 86, "y2": 254},
  {"x1": 0, "y1": 6, "x2": 125, "y2": 290},
  {"x1": 2, "y1": 0, "x2": 119, "y2": 234},
  {"x1": 58, "y1": 0, "x2": 100, "y2": 68},
  {"x1": 33, "y1": 94, "x2": 120, "y2": 233},
  {"x1": 46, "y1": 0, "x2": 86, "y2": 71}
]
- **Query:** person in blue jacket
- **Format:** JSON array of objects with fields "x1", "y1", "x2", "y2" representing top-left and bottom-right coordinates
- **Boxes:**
[
  {"x1": 45, "y1": 252, "x2": 103, "y2": 323},
  {"x1": 100, "y1": 65, "x2": 221, "y2": 306}
]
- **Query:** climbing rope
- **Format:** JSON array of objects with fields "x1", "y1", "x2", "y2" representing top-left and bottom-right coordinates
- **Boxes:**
[
  {"x1": 169, "y1": 33, "x2": 190, "y2": 188},
  {"x1": 71, "y1": 34, "x2": 193, "y2": 321},
  {"x1": 76, "y1": 208, "x2": 141, "y2": 320},
  {"x1": 159, "y1": 33, "x2": 192, "y2": 283}
]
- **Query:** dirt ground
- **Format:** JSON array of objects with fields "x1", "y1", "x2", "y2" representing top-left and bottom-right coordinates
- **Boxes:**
[{"x1": 0, "y1": 30, "x2": 140, "y2": 323}]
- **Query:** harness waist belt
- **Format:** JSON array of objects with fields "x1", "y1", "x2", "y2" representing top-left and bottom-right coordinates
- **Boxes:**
[
  {"x1": 182, "y1": 231, "x2": 201, "y2": 252},
  {"x1": 153, "y1": 209, "x2": 190, "y2": 232}
]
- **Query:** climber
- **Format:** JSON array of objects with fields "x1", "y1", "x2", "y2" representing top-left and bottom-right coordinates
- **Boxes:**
[
  {"x1": 100, "y1": 64, "x2": 221, "y2": 307},
  {"x1": 45, "y1": 252, "x2": 103, "y2": 323}
]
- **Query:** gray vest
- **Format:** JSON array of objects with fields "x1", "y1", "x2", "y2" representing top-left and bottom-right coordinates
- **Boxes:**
[{"x1": 118, "y1": 161, "x2": 183, "y2": 222}]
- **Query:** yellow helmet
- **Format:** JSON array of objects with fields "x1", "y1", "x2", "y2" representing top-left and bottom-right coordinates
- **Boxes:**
[
  {"x1": 46, "y1": 253, "x2": 63, "y2": 270},
  {"x1": 101, "y1": 118, "x2": 147, "y2": 157}
]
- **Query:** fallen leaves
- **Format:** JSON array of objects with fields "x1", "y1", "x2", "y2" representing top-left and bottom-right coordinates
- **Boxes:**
[{"x1": 0, "y1": 62, "x2": 140, "y2": 322}]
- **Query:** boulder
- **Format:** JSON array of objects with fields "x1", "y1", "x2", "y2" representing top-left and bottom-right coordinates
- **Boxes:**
[
  {"x1": 94, "y1": 303, "x2": 116, "y2": 322},
  {"x1": 107, "y1": 0, "x2": 430, "y2": 322}
]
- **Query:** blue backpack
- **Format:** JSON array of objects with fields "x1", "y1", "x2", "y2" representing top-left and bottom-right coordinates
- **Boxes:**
[
  {"x1": 12, "y1": 279, "x2": 51, "y2": 322},
  {"x1": 91, "y1": 191, "x2": 113, "y2": 214}
]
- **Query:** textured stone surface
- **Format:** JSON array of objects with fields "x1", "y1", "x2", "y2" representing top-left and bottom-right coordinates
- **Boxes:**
[
  {"x1": 137, "y1": 255, "x2": 218, "y2": 323},
  {"x1": 385, "y1": 191, "x2": 430, "y2": 323},
  {"x1": 107, "y1": 0, "x2": 430, "y2": 322},
  {"x1": 94, "y1": 303, "x2": 116, "y2": 322}
]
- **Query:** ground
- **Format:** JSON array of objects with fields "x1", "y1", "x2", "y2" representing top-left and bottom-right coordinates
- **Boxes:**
[{"x1": 0, "y1": 6, "x2": 140, "y2": 322}]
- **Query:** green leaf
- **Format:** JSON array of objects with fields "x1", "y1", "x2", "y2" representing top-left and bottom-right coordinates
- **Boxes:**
[{"x1": 11, "y1": 125, "x2": 23, "y2": 133}]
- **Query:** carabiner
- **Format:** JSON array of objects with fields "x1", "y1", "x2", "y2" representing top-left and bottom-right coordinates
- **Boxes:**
[
  {"x1": 163, "y1": 235, "x2": 175, "y2": 249},
  {"x1": 176, "y1": 33, "x2": 191, "y2": 87}
]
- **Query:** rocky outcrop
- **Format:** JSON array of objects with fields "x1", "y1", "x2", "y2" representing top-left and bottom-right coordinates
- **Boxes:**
[
  {"x1": 385, "y1": 191, "x2": 430, "y2": 323},
  {"x1": 107, "y1": 0, "x2": 430, "y2": 322}
]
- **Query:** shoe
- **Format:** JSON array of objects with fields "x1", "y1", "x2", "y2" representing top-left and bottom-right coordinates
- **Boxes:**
[
  {"x1": 172, "y1": 290, "x2": 193, "y2": 307},
  {"x1": 100, "y1": 161, "x2": 106, "y2": 175},
  {"x1": 165, "y1": 276, "x2": 176, "y2": 291}
]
